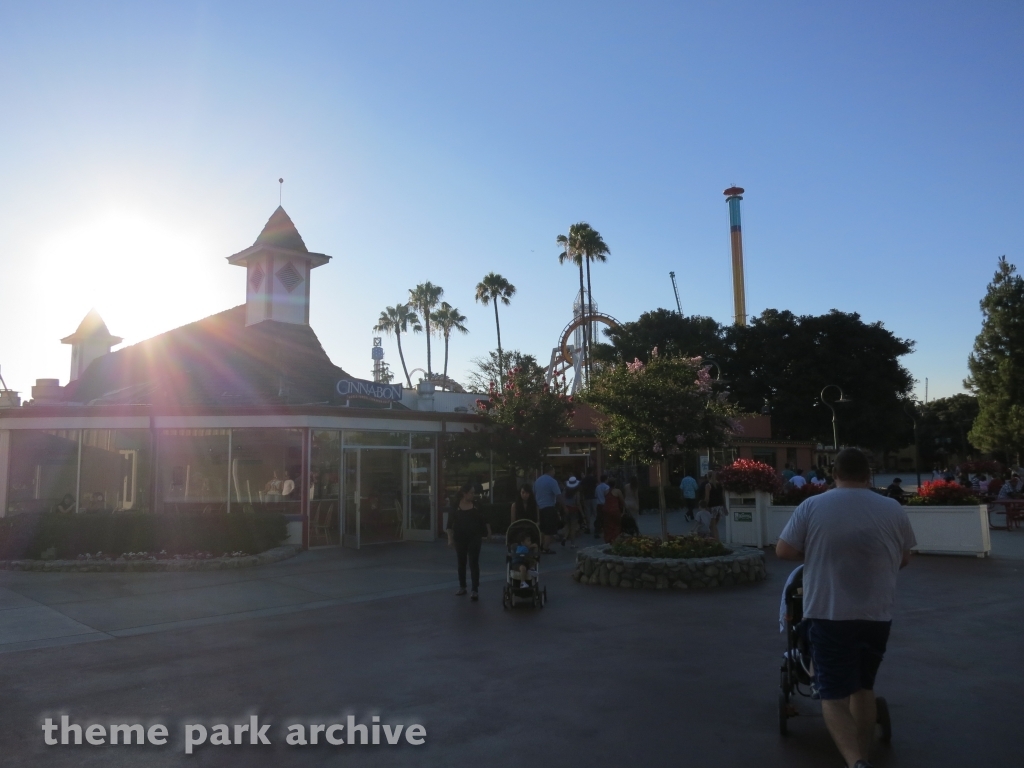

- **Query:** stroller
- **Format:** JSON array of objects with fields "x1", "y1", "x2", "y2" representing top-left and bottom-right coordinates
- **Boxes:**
[
  {"x1": 779, "y1": 565, "x2": 892, "y2": 740},
  {"x1": 502, "y1": 519, "x2": 547, "y2": 610}
]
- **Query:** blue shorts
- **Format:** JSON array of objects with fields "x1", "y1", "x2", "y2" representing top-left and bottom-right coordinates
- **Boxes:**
[{"x1": 808, "y1": 619, "x2": 891, "y2": 700}]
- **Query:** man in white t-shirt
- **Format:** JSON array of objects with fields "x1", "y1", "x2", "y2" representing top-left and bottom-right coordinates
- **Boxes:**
[
  {"x1": 593, "y1": 475, "x2": 610, "y2": 539},
  {"x1": 776, "y1": 448, "x2": 915, "y2": 768},
  {"x1": 790, "y1": 469, "x2": 807, "y2": 489}
]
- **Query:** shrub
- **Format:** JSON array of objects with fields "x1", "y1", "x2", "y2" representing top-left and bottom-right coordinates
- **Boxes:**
[
  {"x1": 717, "y1": 459, "x2": 782, "y2": 494},
  {"x1": 0, "y1": 511, "x2": 287, "y2": 560},
  {"x1": 907, "y1": 480, "x2": 980, "y2": 507},
  {"x1": 773, "y1": 483, "x2": 829, "y2": 506},
  {"x1": 609, "y1": 534, "x2": 728, "y2": 559}
]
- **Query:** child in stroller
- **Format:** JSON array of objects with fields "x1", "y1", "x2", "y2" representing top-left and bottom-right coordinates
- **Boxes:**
[{"x1": 503, "y1": 519, "x2": 547, "y2": 609}]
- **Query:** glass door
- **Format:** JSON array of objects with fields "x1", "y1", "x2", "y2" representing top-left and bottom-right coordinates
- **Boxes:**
[
  {"x1": 406, "y1": 450, "x2": 434, "y2": 541},
  {"x1": 343, "y1": 449, "x2": 359, "y2": 548},
  {"x1": 358, "y1": 450, "x2": 405, "y2": 545}
]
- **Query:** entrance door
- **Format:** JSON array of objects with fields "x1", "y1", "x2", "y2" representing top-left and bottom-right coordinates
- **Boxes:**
[
  {"x1": 357, "y1": 450, "x2": 405, "y2": 545},
  {"x1": 406, "y1": 450, "x2": 434, "y2": 541},
  {"x1": 343, "y1": 449, "x2": 359, "y2": 547}
]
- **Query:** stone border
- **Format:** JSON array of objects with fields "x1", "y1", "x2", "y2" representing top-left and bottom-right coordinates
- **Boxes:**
[
  {"x1": 0, "y1": 545, "x2": 300, "y2": 573},
  {"x1": 571, "y1": 544, "x2": 766, "y2": 590}
]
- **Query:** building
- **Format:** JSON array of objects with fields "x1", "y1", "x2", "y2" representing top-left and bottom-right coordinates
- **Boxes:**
[{"x1": 0, "y1": 208, "x2": 482, "y2": 548}]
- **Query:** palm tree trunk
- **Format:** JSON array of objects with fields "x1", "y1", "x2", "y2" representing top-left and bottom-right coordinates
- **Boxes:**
[
  {"x1": 493, "y1": 301, "x2": 503, "y2": 384},
  {"x1": 396, "y1": 332, "x2": 412, "y2": 388},
  {"x1": 585, "y1": 257, "x2": 595, "y2": 384},
  {"x1": 424, "y1": 311, "x2": 432, "y2": 376},
  {"x1": 577, "y1": 263, "x2": 589, "y2": 387},
  {"x1": 442, "y1": 332, "x2": 450, "y2": 391}
]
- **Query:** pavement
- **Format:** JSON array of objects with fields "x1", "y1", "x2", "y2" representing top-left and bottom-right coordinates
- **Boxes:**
[{"x1": 1, "y1": 512, "x2": 1022, "y2": 767}]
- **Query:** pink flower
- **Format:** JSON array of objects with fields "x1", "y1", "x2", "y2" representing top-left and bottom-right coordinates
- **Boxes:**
[
  {"x1": 653, "y1": 441, "x2": 662, "y2": 454},
  {"x1": 626, "y1": 357, "x2": 645, "y2": 373},
  {"x1": 676, "y1": 434, "x2": 686, "y2": 445},
  {"x1": 695, "y1": 367, "x2": 712, "y2": 392},
  {"x1": 651, "y1": 346, "x2": 659, "y2": 357}
]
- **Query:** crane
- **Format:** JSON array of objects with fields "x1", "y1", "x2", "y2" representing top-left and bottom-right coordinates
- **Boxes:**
[{"x1": 670, "y1": 271, "x2": 682, "y2": 315}]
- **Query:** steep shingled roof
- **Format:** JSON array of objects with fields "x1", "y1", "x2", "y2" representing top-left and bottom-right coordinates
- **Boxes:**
[
  {"x1": 254, "y1": 206, "x2": 308, "y2": 253},
  {"x1": 62, "y1": 305, "x2": 355, "y2": 407}
]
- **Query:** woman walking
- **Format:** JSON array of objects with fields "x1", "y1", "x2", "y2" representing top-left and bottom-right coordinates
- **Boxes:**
[
  {"x1": 446, "y1": 483, "x2": 491, "y2": 601},
  {"x1": 562, "y1": 476, "x2": 583, "y2": 548},
  {"x1": 624, "y1": 475, "x2": 641, "y2": 518},
  {"x1": 704, "y1": 470, "x2": 727, "y2": 541}
]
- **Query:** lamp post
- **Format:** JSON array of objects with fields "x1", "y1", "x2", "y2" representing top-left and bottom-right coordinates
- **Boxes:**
[
  {"x1": 820, "y1": 385, "x2": 852, "y2": 450},
  {"x1": 904, "y1": 400, "x2": 922, "y2": 490}
]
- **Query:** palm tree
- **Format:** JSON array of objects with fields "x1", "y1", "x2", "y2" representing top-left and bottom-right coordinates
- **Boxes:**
[
  {"x1": 431, "y1": 302, "x2": 468, "y2": 391},
  {"x1": 408, "y1": 282, "x2": 444, "y2": 376},
  {"x1": 373, "y1": 304, "x2": 422, "y2": 388},
  {"x1": 557, "y1": 226, "x2": 590, "y2": 383},
  {"x1": 475, "y1": 273, "x2": 516, "y2": 384},
  {"x1": 558, "y1": 222, "x2": 609, "y2": 384}
]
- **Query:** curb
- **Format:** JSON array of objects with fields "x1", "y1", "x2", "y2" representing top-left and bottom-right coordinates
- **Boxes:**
[{"x1": 0, "y1": 545, "x2": 301, "y2": 573}]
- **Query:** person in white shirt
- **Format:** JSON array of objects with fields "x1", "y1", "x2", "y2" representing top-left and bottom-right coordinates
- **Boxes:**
[{"x1": 790, "y1": 470, "x2": 807, "y2": 489}]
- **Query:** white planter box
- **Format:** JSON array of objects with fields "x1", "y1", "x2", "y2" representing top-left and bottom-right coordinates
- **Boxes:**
[
  {"x1": 762, "y1": 503, "x2": 990, "y2": 558},
  {"x1": 724, "y1": 491, "x2": 771, "y2": 547},
  {"x1": 905, "y1": 505, "x2": 991, "y2": 557}
]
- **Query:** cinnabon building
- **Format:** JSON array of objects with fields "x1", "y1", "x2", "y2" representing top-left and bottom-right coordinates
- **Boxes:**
[{"x1": 0, "y1": 208, "x2": 482, "y2": 548}]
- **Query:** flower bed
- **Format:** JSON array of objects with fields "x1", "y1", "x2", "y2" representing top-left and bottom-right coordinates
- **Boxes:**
[
  {"x1": 571, "y1": 543, "x2": 766, "y2": 590},
  {"x1": 609, "y1": 534, "x2": 727, "y2": 559},
  {"x1": 0, "y1": 545, "x2": 300, "y2": 572},
  {"x1": 907, "y1": 480, "x2": 980, "y2": 506}
]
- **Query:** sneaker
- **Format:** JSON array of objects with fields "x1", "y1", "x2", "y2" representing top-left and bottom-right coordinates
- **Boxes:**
[
  {"x1": 520, "y1": 581, "x2": 528, "y2": 588},
  {"x1": 470, "y1": 591, "x2": 479, "y2": 601},
  {"x1": 455, "y1": 588, "x2": 467, "y2": 596}
]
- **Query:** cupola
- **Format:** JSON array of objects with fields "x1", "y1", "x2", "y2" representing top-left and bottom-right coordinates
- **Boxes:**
[
  {"x1": 61, "y1": 309, "x2": 123, "y2": 382},
  {"x1": 227, "y1": 207, "x2": 331, "y2": 327}
]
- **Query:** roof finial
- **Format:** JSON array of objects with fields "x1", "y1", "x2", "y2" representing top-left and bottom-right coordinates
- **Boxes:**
[{"x1": 278, "y1": 178, "x2": 284, "y2": 207}]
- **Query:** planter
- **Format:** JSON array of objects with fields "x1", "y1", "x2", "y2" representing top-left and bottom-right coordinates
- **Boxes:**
[
  {"x1": 571, "y1": 544, "x2": 766, "y2": 590},
  {"x1": 724, "y1": 490, "x2": 772, "y2": 548},
  {"x1": 905, "y1": 505, "x2": 991, "y2": 557}
]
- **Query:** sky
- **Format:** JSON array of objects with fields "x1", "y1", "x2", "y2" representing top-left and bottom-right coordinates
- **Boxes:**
[{"x1": 0, "y1": 1, "x2": 1021, "y2": 401}]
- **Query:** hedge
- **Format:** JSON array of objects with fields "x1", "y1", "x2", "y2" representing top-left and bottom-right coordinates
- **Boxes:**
[{"x1": 0, "y1": 511, "x2": 287, "y2": 561}]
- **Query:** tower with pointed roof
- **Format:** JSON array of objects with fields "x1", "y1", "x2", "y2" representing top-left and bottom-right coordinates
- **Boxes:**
[
  {"x1": 61, "y1": 310, "x2": 123, "y2": 382},
  {"x1": 227, "y1": 207, "x2": 332, "y2": 327}
]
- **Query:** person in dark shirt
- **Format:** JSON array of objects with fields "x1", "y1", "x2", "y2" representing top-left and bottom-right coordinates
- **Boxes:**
[
  {"x1": 580, "y1": 473, "x2": 597, "y2": 534},
  {"x1": 885, "y1": 478, "x2": 907, "y2": 504},
  {"x1": 446, "y1": 483, "x2": 491, "y2": 601}
]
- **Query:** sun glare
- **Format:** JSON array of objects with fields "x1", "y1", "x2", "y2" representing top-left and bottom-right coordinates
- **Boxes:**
[{"x1": 34, "y1": 210, "x2": 235, "y2": 355}]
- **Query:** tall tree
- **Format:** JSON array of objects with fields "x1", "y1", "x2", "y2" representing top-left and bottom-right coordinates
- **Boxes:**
[
  {"x1": 409, "y1": 282, "x2": 444, "y2": 375},
  {"x1": 723, "y1": 309, "x2": 915, "y2": 451},
  {"x1": 474, "y1": 273, "x2": 516, "y2": 384},
  {"x1": 593, "y1": 309, "x2": 727, "y2": 365},
  {"x1": 557, "y1": 223, "x2": 610, "y2": 384},
  {"x1": 917, "y1": 394, "x2": 980, "y2": 468},
  {"x1": 430, "y1": 302, "x2": 468, "y2": 391},
  {"x1": 557, "y1": 226, "x2": 590, "y2": 381},
  {"x1": 966, "y1": 256, "x2": 1024, "y2": 462},
  {"x1": 373, "y1": 304, "x2": 422, "y2": 388}
]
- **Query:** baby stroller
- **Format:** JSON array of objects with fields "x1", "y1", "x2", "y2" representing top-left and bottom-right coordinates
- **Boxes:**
[
  {"x1": 779, "y1": 565, "x2": 892, "y2": 740},
  {"x1": 502, "y1": 519, "x2": 547, "y2": 610}
]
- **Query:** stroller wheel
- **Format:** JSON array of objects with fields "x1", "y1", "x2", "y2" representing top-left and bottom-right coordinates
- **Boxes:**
[
  {"x1": 778, "y1": 691, "x2": 789, "y2": 736},
  {"x1": 502, "y1": 587, "x2": 510, "y2": 610},
  {"x1": 876, "y1": 696, "x2": 892, "y2": 743}
]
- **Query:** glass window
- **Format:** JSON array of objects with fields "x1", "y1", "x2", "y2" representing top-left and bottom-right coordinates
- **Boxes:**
[
  {"x1": 751, "y1": 449, "x2": 777, "y2": 469},
  {"x1": 80, "y1": 429, "x2": 152, "y2": 513},
  {"x1": 344, "y1": 431, "x2": 409, "y2": 447},
  {"x1": 230, "y1": 429, "x2": 303, "y2": 513},
  {"x1": 311, "y1": 431, "x2": 341, "y2": 546},
  {"x1": 411, "y1": 433, "x2": 436, "y2": 450},
  {"x1": 6, "y1": 430, "x2": 79, "y2": 515},
  {"x1": 158, "y1": 429, "x2": 229, "y2": 513}
]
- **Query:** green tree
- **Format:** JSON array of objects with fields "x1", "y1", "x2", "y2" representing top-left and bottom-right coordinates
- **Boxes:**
[
  {"x1": 723, "y1": 309, "x2": 915, "y2": 451},
  {"x1": 430, "y1": 302, "x2": 468, "y2": 391},
  {"x1": 477, "y1": 364, "x2": 574, "y2": 479},
  {"x1": 593, "y1": 309, "x2": 727, "y2": 364},
  {"x1": 466, "y1": 349, "x2": 545, "y2": 394},
  {"x1": 917, "y1": 394, "x2": 979, "y2": 468},
  {"x1": 557, "y1": 223, "x2": 609, "y2": 383},
  {"x1": 583, "y1": 353, "x2": 739, "y2": 539},
  {"x1": 409, "y1": 282, "x2": 444, "y2": 376},
  {"x1": 966, "y1": 257, "x2": 1024, "y2": 462},
  {"x1": 474, "y1": 273, "x2": 516, "y2": 384},
  {"x1": 373, "y1": 304, "x2": 422, "y2": 388}
]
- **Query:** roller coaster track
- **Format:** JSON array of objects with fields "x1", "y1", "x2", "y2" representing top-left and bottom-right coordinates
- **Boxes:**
[{"x1": 557, "y1": 312, "x2": 620, "y2": 365}]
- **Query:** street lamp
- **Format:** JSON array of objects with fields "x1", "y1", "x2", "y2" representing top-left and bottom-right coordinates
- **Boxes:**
[
  {"x1": 820, "y1": 385, "x2": 852, "y2": 450},
  {"x1": 903, "y1": 399, "x2": 922, "y2": 489}
]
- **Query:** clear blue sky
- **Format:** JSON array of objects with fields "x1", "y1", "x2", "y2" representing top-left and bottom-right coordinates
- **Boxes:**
[{"x1": 1, "y1": 2, "x2": 1021, "y2": 400}]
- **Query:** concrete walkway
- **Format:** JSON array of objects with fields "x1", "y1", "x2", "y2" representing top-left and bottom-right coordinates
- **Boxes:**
[{"x1": 1, "y1": 517, "x2": 1021, "y2": 766}]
